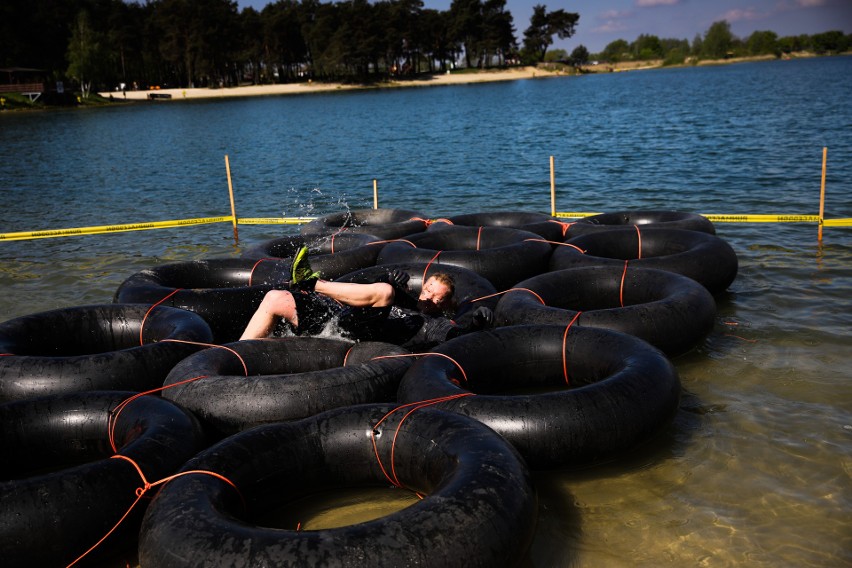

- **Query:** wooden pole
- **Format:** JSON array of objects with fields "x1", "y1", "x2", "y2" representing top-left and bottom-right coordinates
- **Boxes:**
[
  {"x1": 373, "y1": 179, "x2": 379, "y2": 209},
  {"x1": 224, "y1": 155, "x2": 239, "y2": 244},
  {"x1": 549, "y1": 156, "x2": 556, "y2": 217},
  {"x1": 818, "y1": 147, "x2": 827, "y2": 242}
]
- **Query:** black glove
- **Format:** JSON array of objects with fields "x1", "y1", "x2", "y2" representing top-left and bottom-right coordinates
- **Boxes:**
[
  {"x1": 470, "y1": 306, "x2": 494, "y2": 329},
  {"x1": 387, "y1": 269, "x2": 410, "y2": 290}
]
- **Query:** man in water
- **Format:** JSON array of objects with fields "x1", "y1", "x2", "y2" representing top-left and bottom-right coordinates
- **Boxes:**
[{"x1": 240, "y1": 247, "x2": 493, "y2": 350}]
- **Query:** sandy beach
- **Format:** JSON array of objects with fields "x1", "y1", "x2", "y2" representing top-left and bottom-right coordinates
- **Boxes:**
[
  {"x1": 100, "y1": 66, "x2": 568, "y2": 101},
  {"x1": 97, "y1": 53, "x2": 829, "y2": 102}
]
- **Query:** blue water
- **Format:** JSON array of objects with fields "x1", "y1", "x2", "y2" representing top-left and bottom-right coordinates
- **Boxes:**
[{"x1": 1, "y1": 57, "x2": 851, "y2": 566}]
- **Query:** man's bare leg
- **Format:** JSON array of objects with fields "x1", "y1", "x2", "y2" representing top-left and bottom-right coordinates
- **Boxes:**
[{"x1": 239, "y1": 290, "x2": 298, "y2": 340}]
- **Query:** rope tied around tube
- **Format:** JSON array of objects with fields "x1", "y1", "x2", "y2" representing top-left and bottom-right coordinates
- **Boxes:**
[
  {"x1": 138, "y1": 288, "x2": 183, "y2": 345},
  {"x1": 634, "y1": 224, "x2": 642, "y2": 259},
  {"x1": 547, "y1": 219, "x2": 576, "y2": 237},
  {"x1": 248, "y1": 258, "x2": 278, "y2": 287},
  {"x1": 69, "y1": 390, "x2": 244, "y2": 568},
  {"x1": 370, "y1": 393, "x2": 476, "y2": 493},
  {"x1": 423, "y1": 250, "x2": 443, "y2": 279},
  {"x1": 524, "y1": 238, "x2": 586, "y2": 254},
  {"x1": 562, "y1": 312, "x2": 582, "y2": 385},
  {"x1": 66, "y1": 457, "x2": 243, "y2": 568},
  {"x1": 367, "y1": 238, "x2": 418, "y2": 248},
  {"x1": 160, "y1": 339, "x2": 248, "y2": 376},
  {"x1": 107, "y1": 374, "x2": 212, "y2": 453},
  {"x1": 409, "y1": 217, "x2": 453, "y2": 227},
  {"x1": 466, "y1": 287, "x2": 546, "y2": 306},
  {"x1": 368, "y1": 351, "x2": 468, "y2": 383}
]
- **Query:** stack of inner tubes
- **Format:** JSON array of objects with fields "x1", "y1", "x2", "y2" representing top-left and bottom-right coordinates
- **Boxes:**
[{"x1": 0, "y1": 207, "x2": 739, "y2": 565}]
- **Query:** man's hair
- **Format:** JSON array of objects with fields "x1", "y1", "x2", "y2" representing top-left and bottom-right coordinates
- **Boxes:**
[
  {"x1": 426, "y1": 272, "x2": 457, "y2": 313},
  {"x1": 427, "y1": 272, "x2": 455, "y2": 297}
]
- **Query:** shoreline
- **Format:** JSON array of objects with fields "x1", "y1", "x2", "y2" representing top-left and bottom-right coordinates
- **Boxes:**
[
  {"x1": 99, "y1": 66, "x2": 569, "y2": 102},
  {"x1": 97, "y1": 52, "x2": 840, "y2": 102}
]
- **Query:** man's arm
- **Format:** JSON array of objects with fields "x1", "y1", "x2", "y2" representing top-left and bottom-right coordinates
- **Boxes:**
[{"x1": 314, "y1": 280, "x2": 395, "y2": 308}]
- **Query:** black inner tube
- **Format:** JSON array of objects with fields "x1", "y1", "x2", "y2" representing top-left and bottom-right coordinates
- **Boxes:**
[
  {"x1": 138, "y1": 403, "x2": 537, "y2": 568},
  {"x1": 397, "y1": 324, "x2": 681, "y2": 469},
  {"x1": 495, "y1": 266, "x2": 716, "y2": 355}
]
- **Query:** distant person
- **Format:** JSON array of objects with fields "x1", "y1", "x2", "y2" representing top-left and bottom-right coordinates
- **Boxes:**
[{"x1": 240, "y1": 247, "x2": 493, "y2": 350}]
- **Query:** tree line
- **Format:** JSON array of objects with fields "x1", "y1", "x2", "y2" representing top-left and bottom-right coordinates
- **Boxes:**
[
  {"x1": 1, "y1": 0, "x2": 578, "y2": 95},
  {"x1": 586, "y1": 21, "x2": 849, "y2": 67},
  {"x1": 2, "y1": 1, "x2": 847, "y2": 97}
]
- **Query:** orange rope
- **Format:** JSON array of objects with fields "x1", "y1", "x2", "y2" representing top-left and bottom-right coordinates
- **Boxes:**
[
  {"x1": 476, "y1": 226, "x2": 483, "y2": 250},
  {"x1": 68, "y1": 443, "x2": 242, "y2": 568},
  {"x1": 369, "y1": 352, "x2": 468, "y2": 383},
  {"x1": 366, "y1": 238, "x2": 417, "y2": 248},
  {"x1": 468, "y1": 287, "x2": 546, "y2": 306},
  {"x1": 423, "y1": 250, "x2": 442, "y2": 279},
  {"x1": 330, "y1": 233, "x2": 336, "y2": 254},
  {"x1": 561, "y1": 312, "x2": 582, "y2": 385},
  {"x1": 138, "y1": 288, "x2": 183, "y2": 346},
  {"x1": 108, "y1": 374, "x2": 209, "y2": 452},
  {"x1": 108, "y1": 342, "x2": 247, "y2": 451},
  {"x1": 547, "y1": 219, "x2": 575, "y2": 237},
  {"x1": 343, "y1": 345, "x2": 354, "y2": 367},
  {"x1": 409, "y1": 217, "x2": 453, "y2": 227},
  {"x1": 160, "y1": 339, "x2": 248, "y2": 376},
  {"x1": 619, "y1": 260, "x2": 629, "y2": 308},
  {"x1": 634, "y1": 225, "x2": 642, "y2": 259},
  {"x1": 248, "y1": 258, "x2": 276, "y2": 287},
  {"x1": 724, "y1": 334, "x2": 758, "y2": 343},
  {"x1": 525, "y1": 238, "x2": 586, "y2": 253},
  {"x1": 370, "y1": 393, "x2": 475, "y2": 488}
]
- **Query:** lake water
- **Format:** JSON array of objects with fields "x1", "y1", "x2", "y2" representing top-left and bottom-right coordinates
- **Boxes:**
[{"x1": 1, "y1": 57, "x2": 850, "y2": 567}]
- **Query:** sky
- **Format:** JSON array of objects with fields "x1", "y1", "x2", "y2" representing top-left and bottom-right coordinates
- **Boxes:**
[{"x1": 235, "y1": 0, "x2": 852, "y2": 54}]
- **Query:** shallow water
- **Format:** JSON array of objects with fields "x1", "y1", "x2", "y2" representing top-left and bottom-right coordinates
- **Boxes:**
[{"x1": 1, "y1": 57, "x2": 850, "y2": 566}]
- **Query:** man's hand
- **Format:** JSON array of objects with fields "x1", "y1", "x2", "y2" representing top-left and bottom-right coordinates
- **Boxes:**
[
  {"x1": 387, "y1": 269, "x2": 410, "y2": 290},
  {"x1": 470, "y1": 306, "x2": 494, "y2": 329}
]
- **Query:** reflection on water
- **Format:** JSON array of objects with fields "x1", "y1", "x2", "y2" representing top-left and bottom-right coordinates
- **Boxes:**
[{"x1": 256, "y1": 486, "x2": 421, "y2": 531}]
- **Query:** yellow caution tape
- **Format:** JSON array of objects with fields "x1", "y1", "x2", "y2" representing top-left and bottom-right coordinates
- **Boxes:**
[
  {"x1": 553, "y1": 212, "x2": 600, "y2": 219},
  {"x1": 555, "y1": 212, "x2": 852, "y2": 226},
  {"x1": 3, "y1": 213, "x2": 850, "y2": 243},
  {"x1": 237, "y1": 217, "x2": 316, "y2": 225},
  {"x1": 823, "y1": 218, "x2": 852, "y2": 227},
  {"x1": 701, "y1": 214, "x2": 822, "y2": 223},
  {"x1": 0, "y1": 217, "x2": 233, "y2": 241}
]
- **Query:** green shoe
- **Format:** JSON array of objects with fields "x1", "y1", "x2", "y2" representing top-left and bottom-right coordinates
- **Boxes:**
[{"x1": 290, "y1": 246, "x2": 321, "y2": 291}]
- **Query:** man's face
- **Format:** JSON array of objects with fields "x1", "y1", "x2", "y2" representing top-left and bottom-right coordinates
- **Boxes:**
[{"x1": 417, "y1": 277, "x2": 452, "y2": 315}]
